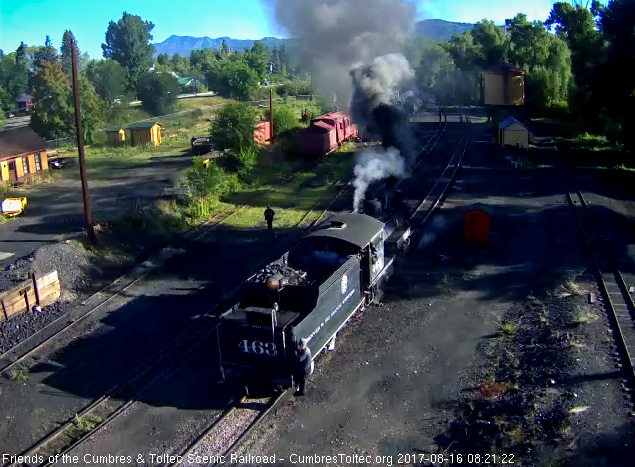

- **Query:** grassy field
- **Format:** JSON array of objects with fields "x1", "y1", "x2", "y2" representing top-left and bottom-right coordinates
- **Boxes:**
[{"x1": 220, "y1": 149, "x2": 356, "y2": 230}]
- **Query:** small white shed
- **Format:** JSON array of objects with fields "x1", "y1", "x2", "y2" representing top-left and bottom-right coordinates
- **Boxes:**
[{"x1": 498, "y1": 116, "x2": 529, "y2": 149}]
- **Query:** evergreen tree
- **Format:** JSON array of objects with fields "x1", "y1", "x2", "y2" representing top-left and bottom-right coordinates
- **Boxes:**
[{"x1": 60, "y1": 30, "x2": 76, "y2": 75}]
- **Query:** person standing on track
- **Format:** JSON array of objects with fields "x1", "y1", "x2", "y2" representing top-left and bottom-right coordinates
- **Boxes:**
[
  {"x1": 294, "y1": 338, "x2": 313, "y2": 396},
  {"x1": 264, "y1": 204, "x2": 275, "y2": 231}
]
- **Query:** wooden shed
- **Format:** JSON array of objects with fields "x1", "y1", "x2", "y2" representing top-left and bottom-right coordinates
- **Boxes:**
[
  {"x1": 126, "y1": 121, "x2": 163, "y2": 146},
  {"x1": 105, "y1": 126, "x2": 126, "y2": 145},
  {"x1": 498, "y1": 116, "x2": 529, "y2": 149},
  {"x1": 483, "y1": 64, "x2": 525, "y2": 106},
  {"x1": 0, "y1": 127, "x2": 51, "y2": 185}
]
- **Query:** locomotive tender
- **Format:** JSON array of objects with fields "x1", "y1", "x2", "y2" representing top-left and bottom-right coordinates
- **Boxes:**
[{"x1": 217, "y1": 212, "x2": 411, "y2": 388}]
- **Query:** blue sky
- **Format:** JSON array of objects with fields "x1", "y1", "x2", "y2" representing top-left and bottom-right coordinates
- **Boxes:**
[{"x1": 0, "y1": 1, "x2": 582, "y2": 59}]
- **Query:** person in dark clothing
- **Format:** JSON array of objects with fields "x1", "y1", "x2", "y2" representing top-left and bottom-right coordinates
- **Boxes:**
[
  {"x1": 264, "y1": 204, "x2": 275, "y2": 230},
  {"x1": 294, "y1": 338, "x2": 313, "y2": 396}
]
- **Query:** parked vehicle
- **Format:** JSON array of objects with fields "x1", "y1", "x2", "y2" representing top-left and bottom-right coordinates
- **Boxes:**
[
  {"x1": 49, "y1": 157, "x2": 77, "y2": 169},
  {"x1": 191, "y1": 136, "x2": 213, "y2": 156},
  {"x1": 4, "y1": 111, "x2": 15, "y2": 118},
  {"x1": 1, "y1": 197, "x2": 27, "y2": 217}
]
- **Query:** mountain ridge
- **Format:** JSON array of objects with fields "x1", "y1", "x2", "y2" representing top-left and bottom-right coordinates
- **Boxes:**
[{"x1": 152, "y1": 19, "x2": 477, "y2": 57}]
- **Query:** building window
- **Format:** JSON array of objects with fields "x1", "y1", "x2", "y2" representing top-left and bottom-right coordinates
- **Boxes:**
[
  {"x1": 22, "y1": 157, "x2": 29, "y2": 175},
  {"x1": 35, "y1": 153, "x2": 42, "y2": 171}
]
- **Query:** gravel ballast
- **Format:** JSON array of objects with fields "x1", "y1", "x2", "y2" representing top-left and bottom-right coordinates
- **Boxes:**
[{"x1": 0, "y1": 237, "x2": 136, "y2": 354}]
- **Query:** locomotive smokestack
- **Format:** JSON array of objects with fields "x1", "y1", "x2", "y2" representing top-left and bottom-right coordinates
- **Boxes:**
[{"x1": 349, "y1": 53, "x2": 418, "y2": 212}]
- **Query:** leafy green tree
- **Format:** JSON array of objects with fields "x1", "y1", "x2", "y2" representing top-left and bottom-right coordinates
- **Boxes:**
[
  {"x1": 0, "y1": 53, "x2": 28, "y2": 103},
  {"x1": 506, "y1": 14, "x2": 551, "y2": 68},
  {"x1": 546, "y1": 2, "x2": 607, "y2": 127},
  {"x1": 30, "y1": 61, "x2": 103, "y2": 142},
  {"x1": 471, "y1": 20, "x2": 510, "y2": 68},
  {"x1": 597, "y1": 0, "x2": 635, "y2": 148},
  {"x1": 0, "y1": 84, "x2": 10, "y2": 110},
  {"x1": 190, "y1": 48, "x2": 220, "y2": 75},
  {"x1": 33, "y1": 35, "x2": 58, "y2": 71},
  {"x1": 170, "y1": 53, "x2": 190, "y2": 76},
  {"x1": 86, "y1": 59, "x2": 126, "y2": 105},
  {"x1": 136, "y1": 71, "x2": 179, "y2": 115},
  {"x1": 210, "y1": 102, "x2": 258, "y2": 154},
  {"x1": 244, "y1": 40, "x2": 269, "y2": 81},
  {"x1": 156, "y1": 53, "x2": 170, "y2": 67},
  {"x1": 442, "y1": 33, "x2": 481, "y2": 104},
  {"x1": 102, "y1": 12, "x2": 155, "y2": 92},
  {"x1": 206, "y1": 58, "x2": 259, "y2": 100}
]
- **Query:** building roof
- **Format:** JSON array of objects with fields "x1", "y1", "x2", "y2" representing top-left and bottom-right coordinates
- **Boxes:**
[
  {"x1": 15, "y1": 93, "x2": 33, "y2": 102},
  {"x1": 177, "y1": 77, "x2": 193, "y2": 85},
  {"x1": 499, "y1": 116, "x2": 527, "y2": 130},
  {"x1": 105, "y1": 125, "x2": 125, "y2": 132},
  {"x1": 125, "y1": 121, "x2": 162, "y2": 130},
  {"x1": 487, "y1": 63, "x2": 525, "y2": 75},
  {"x1": 311, "y1": 121, "x2": 333, "y2": 132},
  {"x1": 0, "y1": 126, "x2": 51, "y2": 161},
  {"x1": 305, "y1": 212, "x2": 385, "y2": 248},
  {"x1": 318, "y1": 111, "x2": 350, "y2": 120}
]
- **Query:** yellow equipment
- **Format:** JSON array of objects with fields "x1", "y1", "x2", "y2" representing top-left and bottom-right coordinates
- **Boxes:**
[{"x1": 1, "y1": 197, "x2": 27, "y2": 217}]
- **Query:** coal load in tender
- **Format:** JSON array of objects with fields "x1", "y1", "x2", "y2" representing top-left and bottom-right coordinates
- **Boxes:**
[{"x1": 250, "y1": 263, "x2": 308, "y2": 287}]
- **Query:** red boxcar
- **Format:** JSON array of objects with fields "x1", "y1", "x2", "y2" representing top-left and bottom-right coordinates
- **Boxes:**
[{"x1": 301, "y1": 111, "x2": 358, "y2": 160}]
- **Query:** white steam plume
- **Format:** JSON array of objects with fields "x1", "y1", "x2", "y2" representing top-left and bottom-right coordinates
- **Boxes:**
[{"x1": 353, "y1": 147, "x2": 406, "y2": 212}]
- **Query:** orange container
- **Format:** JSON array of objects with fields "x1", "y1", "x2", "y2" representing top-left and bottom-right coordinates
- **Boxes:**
[{"x1": 464, "y1": 209, "x2": 490, "y2": 244}]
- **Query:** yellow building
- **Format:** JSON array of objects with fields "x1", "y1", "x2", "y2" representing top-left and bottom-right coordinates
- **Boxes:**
[
  {"x1": 105, "y1": 126, "x2": 126, "y2": 145},
  {"x1": 126, "y1": 121, "x2": 163, "y2": 146},
  {"x1": 483, "y1": 64, "x2": 525, "y2": 106},
  {"x1": 0, "y1": 127, "x2": 50, "y2": 185},
  {"x1": 498, "y1": 116, "x2": 529, "y2": 149}
]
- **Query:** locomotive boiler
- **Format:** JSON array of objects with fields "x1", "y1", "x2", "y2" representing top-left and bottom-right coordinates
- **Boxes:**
[{"x1": 217, "y1": 212, "x2": 411, "y2": 388}]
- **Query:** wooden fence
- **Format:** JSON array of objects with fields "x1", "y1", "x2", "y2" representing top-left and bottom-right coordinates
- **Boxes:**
[{"x1": 0, "y1": 271, "x2": 61, "y2": 322}]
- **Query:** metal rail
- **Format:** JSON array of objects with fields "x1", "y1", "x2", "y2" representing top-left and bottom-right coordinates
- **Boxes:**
[
  {"x1": 1, "y1": 161, "x2": 332, "y2": 467},
  {"x1": 559, "y1": 162, "x2": 635, "y2": 392},
  {"x1": 166, "y1": 390, "x2": 289, "y2": 467},
  {"x1": 4, "y1": 158, "x2": 358, "y2": 467},
  {"x1": 0, "y1": 205, "x2": 242, "y2": 377},
  {"x1": 8, "y1": 111, "x2": 463, "y2": 466}
]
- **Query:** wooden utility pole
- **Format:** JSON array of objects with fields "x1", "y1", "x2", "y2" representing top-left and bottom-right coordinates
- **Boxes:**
[
  {"x1": 71, "y1": 37, "x2": 96, "y2": 244},
  {"x1": 269, "y1": 87, "x2": 274, "y2": 144}
]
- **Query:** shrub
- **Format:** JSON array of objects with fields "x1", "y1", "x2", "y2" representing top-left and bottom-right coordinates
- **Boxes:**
[
  {"x1": 264, "y1": 106, "x2": 301, "y2": 137},
  {"x1": 233, "y1": 145, "x2": 259, "y2": 172},
  {"x1": 210, "y1": 102, "x2": 258, "y2": 153}
]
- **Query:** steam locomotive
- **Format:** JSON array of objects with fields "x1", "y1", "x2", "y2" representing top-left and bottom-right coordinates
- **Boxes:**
[{"x1": 217, "y1": 212, "x2": 412, "y2": 389}]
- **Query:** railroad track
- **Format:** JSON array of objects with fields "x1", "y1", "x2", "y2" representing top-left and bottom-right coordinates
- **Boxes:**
[
  {"x1": 165, "y1": 391, "x2": 289, "y2": 467},
  {"x1": 0, "y1": 204, "x2": 246, "y2": 378},
  {"x1": 3, "y1": 160, "x2": 362, "y2": 467},
  {"x1": 410, "y1": 122, "x2": 470, "y2": 228},
  {"x1": 310, "y1": 111, "x2": 449, "y2": 225},
  {"x1": 559, "y1": 162, "x2": 635, "y2": 406},
  {"x1": 0, "y1": 153, "x2": 326, "y2": 375},
  {"x1": 5, "y1": 112, "x2": 461, "y2": 466}
]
